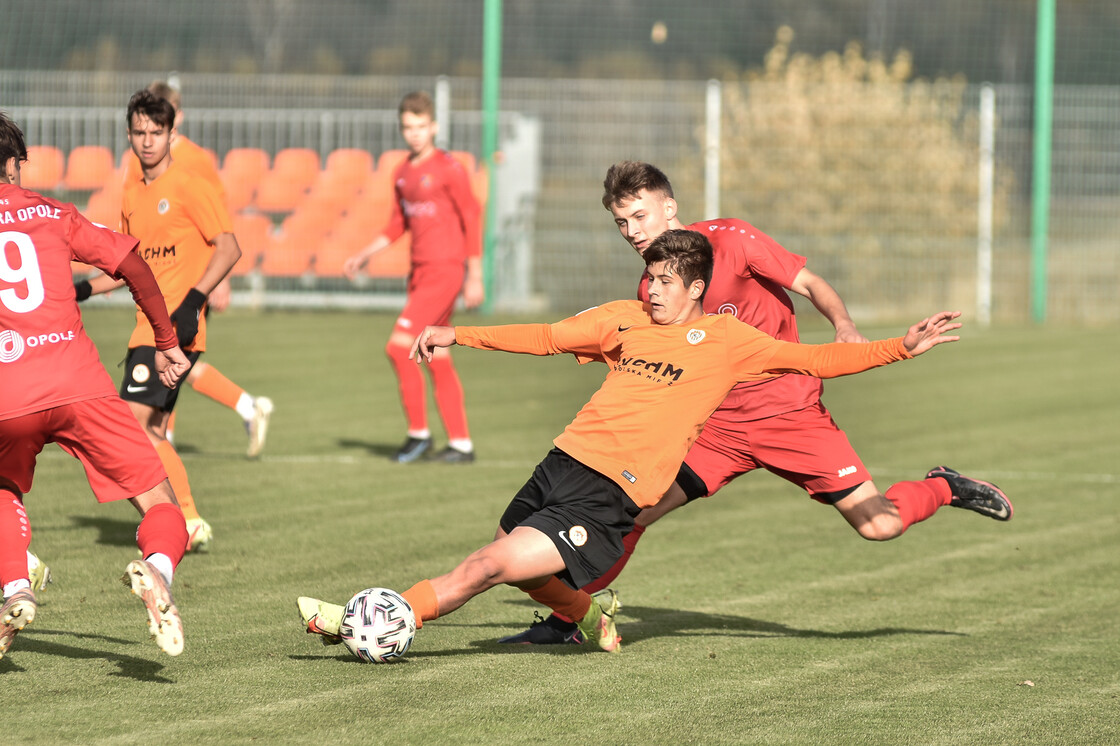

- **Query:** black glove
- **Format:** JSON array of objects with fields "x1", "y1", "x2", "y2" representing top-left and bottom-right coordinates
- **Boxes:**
[
  {"x1": 74, "y1": 280, "x2": 92, "y2": 302},
  {"x1": 170, "y1": 288, "x2": 207, "y2": 348}
]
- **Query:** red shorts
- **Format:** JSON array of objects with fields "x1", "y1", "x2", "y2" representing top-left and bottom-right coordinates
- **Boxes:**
[
  {"x1": 0, "y1": 397, "x2": 167, "y2": 502},
  {"x1": 395, "y1": 261, "x2": 466, "y2": 333},
  {"x1": 684, "y1": 401, "x2": 871, "y2": 503}
]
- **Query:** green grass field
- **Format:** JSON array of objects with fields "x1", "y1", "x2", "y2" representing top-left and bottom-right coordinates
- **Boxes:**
[{"x1": 6, "y1": 307, "x2": 1119, "y2": 745}]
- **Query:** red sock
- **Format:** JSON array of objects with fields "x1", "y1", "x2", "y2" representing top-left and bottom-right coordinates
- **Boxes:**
[
  {"x1": 0, "y1": 490, "x2": 32, "y2": 587},
  {"x1": 885, "y1": 478, "x2": 953, "y2": 532},
  {"x1": 425, "y1": 356, "x2": 470, "y2": 441},
  {"x1": 526, "y1": 577, "x2": 592, "y2": 622},
  {"x1": 136, "y1": 502, "x2": 188, "y2": 568},
  {"x1": 584, "y1": 523, "x2": 646, "y2": 594},
  {"x1": 401, "y1": 579, "x2": 439, "y2": 628},
  {"x1": 386, "y1": 342, "x2": 427, "y2": 433}
]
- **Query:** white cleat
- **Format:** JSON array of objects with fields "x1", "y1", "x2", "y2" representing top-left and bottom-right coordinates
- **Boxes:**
[
  {"x1": 247, "y1": 396, "x2": 273, "y2": 459},
  {"x1": 122, "y1": 560, "x2": 184, "y2": 657}
]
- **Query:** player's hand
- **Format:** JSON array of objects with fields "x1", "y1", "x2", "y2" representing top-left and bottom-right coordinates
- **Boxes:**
[
  {"x1": 170, "y1": 288, "x2": 207, "y2": 347},
  {"x1": 410, "y1": 326, "x2": 457, "y2": 363},
  {"x1": 343, "y1": 251, "x2": 370, "y2": 280},
  {"x1": 462, "y1": 274, "x2": 485, "y2": 309},
  {"x1": 208, "y1": 277, "x2": 232, "y2": 312},
  {"x1": 155, "y1": 345, "x2": 192, "y2": 388},
  {"x1": 833, "y1": 323, "x2": 869, "y2": 344},
  {"x1": 902, "y1": 311, "x2": 962, "y2": 356}
]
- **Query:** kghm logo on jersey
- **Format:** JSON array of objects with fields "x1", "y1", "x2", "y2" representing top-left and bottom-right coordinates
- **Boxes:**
[
  {"x1": 0, "y1": 328, "x2": 76, "y2": 364},
  {"x1": 615, "y1": 355, "x2": 685, "y2": 385}
]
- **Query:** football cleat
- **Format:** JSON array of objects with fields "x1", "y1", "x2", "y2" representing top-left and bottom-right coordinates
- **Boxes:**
[
  {"x1": 927, "y1": 466, "x2": 1013, "y2": 521},
  {"x1": 498, "y1": 611, "x2": 584, "y2": 645},
  {"x1": 246, "y1": 396, "x2": 274, "y2": 459},
  {"x1": 430, "y1": 446, "x2": 475, "y2": 464},
  {"x1": 0, "y1": 590, "x2": 37, "y2": 660},
  {"x1": 575, "y1": 589, "x2": 622, "y2": 653},
  {"x1": 185, "y1": 517, "x2": 213, "y2": 553},
  {"x1": 297, "y1": 596, "x2": 344, "y2": 646},
  {"x1": 27, "y1": 551, "x2": 52, "y2": 592},
  {"x1": 393, "y1": 436, "x2": 431, "y2": 464},
  {"x1": 122, "y1": 560, "x2": 184, "y2": 656}
]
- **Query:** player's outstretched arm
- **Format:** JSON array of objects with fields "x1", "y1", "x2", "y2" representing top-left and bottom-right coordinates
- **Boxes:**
[
  {"x1": 410, "y1": 325, "x2": 458, "y2": 363},
  {"x1": 343, "y1": 235, "x2": 392, "y2": 279},
  {"x1": 155, "y1": 346, "x2": 192, "y2": 389},
  {"x1": 902, "y1": 311, "x2": 962, "y2": 356}
]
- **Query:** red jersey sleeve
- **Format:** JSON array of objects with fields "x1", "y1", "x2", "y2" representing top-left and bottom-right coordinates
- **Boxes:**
[
  {"x1": 443, "y1": 159, "x2": 482, "y2": 258},
  {"x1": 379, "y1": 162, "x2": 409, "y2": 243},
  {"x1": 65, "y1": 203, "x2": 140, "y2": 275}
]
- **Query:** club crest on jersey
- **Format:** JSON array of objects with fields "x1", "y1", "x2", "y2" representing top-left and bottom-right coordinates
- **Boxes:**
[
  {"x1": 157, "y1": 199, "x2": 170, "y2": 215},
  {"x1": 131, "y1": 363, "x2": 151, "y2": 383},
  {"x1": 568, "y1": 525, "x2": 588, "y2": 547},
  {"x1": 686, "y1": 329, "x2": 706, "y2": 345}
]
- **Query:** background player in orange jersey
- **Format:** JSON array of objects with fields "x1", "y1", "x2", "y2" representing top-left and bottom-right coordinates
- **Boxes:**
[
  {"x1": 502, "y1": 161, "x2": 1014, "y2": 645},
  {"x1": 112, "y1": 80, "x2": 273, "y2": 459},
  {"x1": 83, "y1": 90, "x2": 242, "y2": 553},
  {"x1": 1, "y1": 112, "x2": 189, "y2": 658},
  {"x1": 343, "y1": 91, "x2": 482, "y2": 464},
  {"x1": 298, "y1": 229, "x2": 963, "y2": 655}
]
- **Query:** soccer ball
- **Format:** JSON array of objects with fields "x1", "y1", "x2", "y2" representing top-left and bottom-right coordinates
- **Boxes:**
[{"x1": 339, "y1": 587, "x2": 417, "y2": 663}]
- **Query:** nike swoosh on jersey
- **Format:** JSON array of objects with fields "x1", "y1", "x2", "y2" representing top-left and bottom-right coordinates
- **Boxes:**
[{"x1": 617, "y1": 325, "x2": 632, "y2": 332}]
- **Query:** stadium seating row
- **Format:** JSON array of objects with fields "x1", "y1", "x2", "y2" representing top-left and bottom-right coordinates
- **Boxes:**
[{"x1": 22, "y1": 145, "x2": 488, "y2": 279}]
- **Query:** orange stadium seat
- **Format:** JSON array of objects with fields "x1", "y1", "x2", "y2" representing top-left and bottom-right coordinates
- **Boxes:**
[
  {"x1": 254, "y1": 148, "x2": 321, "y2": 213},
  {"x1": 82, "y1": 182, "x2": 124, "y2": 230},
  {"x1": 21, "y1": 146, "x2": 65, "y2": 191},
  {"x1": 322, "y1": 148, "x2": 373, "y2": 192},
  {"x1": 230, "y1": 213, "x2": 273, "y2": 276},
  {"x1": 260, "y1": 214, "x2": 325, "y2": 277},
  {"x1": 376, "y1": 149, "x2": 409, "y2": 174},
  {"x1": 63, "y1": 146, "x2": 116, "y2": 191},
  {"x1": 220, "y1": 148, "x2": 270, "y2": 213}
]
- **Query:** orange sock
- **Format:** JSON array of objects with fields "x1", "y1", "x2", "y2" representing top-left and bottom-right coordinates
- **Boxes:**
[
  {"x1": 154, "y1": 440, "x2": 200, "y2": 521},
  {"x1": 190, "y1": 363, "x2": 244, "y2": 410},
  {"x1": 526, "y1": 577, "x2": 592, "y2": 622},
  {"x1": 401, "y1": 579, "x2": 439, "y2": 628}
]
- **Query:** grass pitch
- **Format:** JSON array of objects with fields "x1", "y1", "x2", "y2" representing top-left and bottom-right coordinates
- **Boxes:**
[{"x1": 6, "y1": 307, "x2": 1119, "y2": 745}]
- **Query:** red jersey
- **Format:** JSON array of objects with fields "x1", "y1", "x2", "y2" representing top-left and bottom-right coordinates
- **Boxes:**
[
  {"x1": 456, "y1": 300, "x2": 912, "y2": 507},
  {"x1": 637, "y1": 218, "x2": 821, "y2": 421},
  {"x1": 0, "y1": 184, "x2": 138, "y2": 420},
  {"x1": 381, "y1": 150, "x2": 481, "y2": 266}
]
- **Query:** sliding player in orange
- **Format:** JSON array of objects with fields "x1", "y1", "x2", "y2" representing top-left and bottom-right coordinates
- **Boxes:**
[
  {"x1": 83, "y1": 90, "x2": 242, "y2": 553},
  {"x1": 298, "y1": 229, "x2": 962, "y2": 654},
  {"x1": 503, "y1": 161, "x2": 1014, "y2": 645},
  {"x1": 113, "y1": 81, "x2": 273, "y2": 459}
]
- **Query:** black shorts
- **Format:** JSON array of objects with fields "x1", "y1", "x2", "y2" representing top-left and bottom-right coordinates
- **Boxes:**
[
  {"x1": 118, "y1": 346, "x2": 201, "y2": 412},
  {"x1": 500, "y1": 448, "x2": 642, "y2": 590}
]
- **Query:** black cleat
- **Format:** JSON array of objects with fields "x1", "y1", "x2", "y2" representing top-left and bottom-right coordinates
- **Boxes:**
[
  {"x1": 393, "y1": 436, "x2": 431, "y2": 463},
  {"x1": 498, "y1": 612, "x2": 584, "y2": 645},
  {"x1": 430, "y1": 446, "x2": 475, "y2": 464},
  {"x1": 927, "y1": 466, "x2": 1013, "y2": 521}
]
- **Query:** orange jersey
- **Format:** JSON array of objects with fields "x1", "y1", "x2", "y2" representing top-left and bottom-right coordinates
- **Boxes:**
[
  {"x1": 456, "y1": 300, "x2": 912, "y2": 508},
  {"x1": 123, "y1": 136, "x2": 225, "y2": 203},
  {"x1": 121, "y1": 160, "x2": 233, "y2": 351}
]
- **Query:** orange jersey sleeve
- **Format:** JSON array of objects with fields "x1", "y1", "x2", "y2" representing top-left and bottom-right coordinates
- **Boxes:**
[{"x1": 457, "y1": 303, "x2": 914, "y2": 508}]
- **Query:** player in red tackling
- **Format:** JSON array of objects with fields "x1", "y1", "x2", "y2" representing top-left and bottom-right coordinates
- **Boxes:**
[
  {"x1": 500, "y1": 161, "x2": 1014, "y2": 645},
  {"x1": 343, "y1": 91, "x2": 483, "y2": 464},
  {"x1": 0, "y1": 112, "x2": 191, "y2": 658}
]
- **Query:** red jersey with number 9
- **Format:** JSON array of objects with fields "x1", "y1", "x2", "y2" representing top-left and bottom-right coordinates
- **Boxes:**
[{"x1": 0, "y1": 183, "x2": 138, "y2": 420}]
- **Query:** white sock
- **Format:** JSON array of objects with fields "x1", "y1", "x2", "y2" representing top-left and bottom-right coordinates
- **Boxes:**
[
  {"x1": 26, "y1": 550, "x2": 40, "y2": 572},
  {"x1": 407, "y1": 429, "x2": 431, "y2": 440},
  {"x1": 3, "y1": 579, "x2": 31, "y2": 598},
  {"x1": 235, "y1": 393, "x2": 255, "y2": 421},
  {"x1": 145, "y1": 553, "x2": 174, "y2": 587},
  {"x1": 448, "y1": 438, "x2": 473, "y2": 453}
]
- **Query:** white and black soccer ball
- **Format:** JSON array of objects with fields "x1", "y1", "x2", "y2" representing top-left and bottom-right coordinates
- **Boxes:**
[{"x1": 339, "y1": 587, "x2": 417, "y2": 663}]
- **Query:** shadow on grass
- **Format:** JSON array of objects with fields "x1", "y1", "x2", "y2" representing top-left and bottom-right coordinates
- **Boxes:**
[
  {"x1": 336, "y1": 438, "x2": 403, "y2": 459},
  {"x1": 69, "y1": 514, "x2": 138, "y2": 548},
  {"x1": 0, "y1": 628, "x2": 175, "y2": 682}
]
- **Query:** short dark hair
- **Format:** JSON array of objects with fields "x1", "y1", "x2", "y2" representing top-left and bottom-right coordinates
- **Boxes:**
[
  {"x1": 602, "y1": 161, "x2": 674, "y2": 210},
  {"x1": 126, "y1": 89, "x2": 176, "y2": 130},
  {"x1": 147, "y1": 80, "x2": 182, "y2": 112},
  {"x1": 642, "y1": 229, "x2": 713, "y2": 301},
  {"x1": 0, "y1": 112, "x2": 28, "y2": 166},
  {"x1": 399, "y1": 91, "x2": 434, "y2": 119}
]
